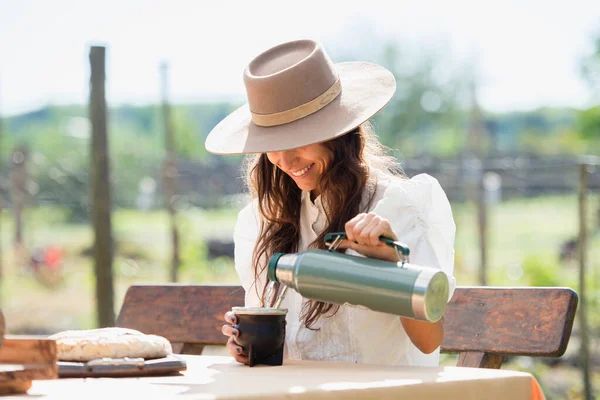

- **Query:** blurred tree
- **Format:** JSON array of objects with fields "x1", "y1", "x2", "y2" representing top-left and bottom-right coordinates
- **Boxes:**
[
  {"x1": 578, "y1": 27, "x2": 600, "y2": 138},
  {"x1": 577, "y1": 105, "x2": 600, "y2": 139},
  {"x1": 173, "y1": 107, "x2": 206, "y2": 159},
  {"x1": 113, "y1": 105, "x2": 157, "y2": 135},
  {"x1": 581, "y1": 30, "x2": 600, "y2": 96},
  {"x1": 347, "y1": 39, "x2": 470, "y2": 159},
  {"x1": 323, "y1": 25, "x2": 471, "y2": 158}
]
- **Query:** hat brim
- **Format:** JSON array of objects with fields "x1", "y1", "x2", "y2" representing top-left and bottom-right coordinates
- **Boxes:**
[{"x1": 204, "y1": 62, "x2": 396, "y2": 155}]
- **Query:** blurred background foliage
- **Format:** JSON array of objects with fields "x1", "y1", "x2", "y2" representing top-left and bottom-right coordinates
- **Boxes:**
[{"x1": 2, "y1": 43, "x2": 599, "y2": 222}]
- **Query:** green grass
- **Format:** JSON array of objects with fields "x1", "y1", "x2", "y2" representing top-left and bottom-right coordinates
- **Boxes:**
[
  {"x1": 1, "y1": 194, "x2": 599, "y2": 333},
  {"x1": 2, "y1": 194, "x2": 599, "y2": 331},
  {"x1": 0, "y1": 206, "x2": 242, "y2": 333},
  {"x1": 452, "y1": 194, "x2": 600, "y2": 288}
]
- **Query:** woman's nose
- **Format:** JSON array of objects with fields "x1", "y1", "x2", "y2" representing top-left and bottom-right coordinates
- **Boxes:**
[{"x1": 273, "y1": 150, "x2": 297, "y2": 169}]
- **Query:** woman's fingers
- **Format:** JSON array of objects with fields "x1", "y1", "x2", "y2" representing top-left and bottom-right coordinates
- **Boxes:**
[
  {"x1": 345, "y1": 213, "x2": 374, "y2": 245},
  {"x1": 338, "y1": 239, "x2": 399, "y2": 262},
  {"x1": 222, "y1": 312, "x2": 248, "y2": 364},
  {"x1": 345, "y1": 213, "x2": 396, "y2": 246},
  {"x1": 221, "y1": 323, "x2": 239, "y2": 339},
  {"x1": 361, "y1": 217, "x2": 386, "y2": 247},
  {"x1": 339, "y1": 212, "x2": 400, "y2": 262},
  {"x1": 224, "y1": 311, "x2": 237, "y2": 325},
  {"x1": 226, "y1": 337, "x2": 249, "y2": 364},
  {"x1": 344, "y1": 215, "x2": 358, "y2": 243}
]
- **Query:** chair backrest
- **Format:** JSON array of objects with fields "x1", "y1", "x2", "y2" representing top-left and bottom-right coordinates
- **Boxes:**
[
  {"x1": 117, "y1": 284, "x2": 578, "y2": 368},
  {"x1": 116, "y1": 284, "x2": 244, "y2": 353},
  {"x1": 441, "y1": 286, "x2": 578, "y2": 368}
]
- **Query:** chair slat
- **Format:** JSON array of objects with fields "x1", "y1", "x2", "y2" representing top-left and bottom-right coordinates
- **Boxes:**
[
  {"x1": 116, "y1": 284, "x2": 245, "y2": 345},
  {"x1": 441, "y1": 287, "x2": 578, "y2": 357}
]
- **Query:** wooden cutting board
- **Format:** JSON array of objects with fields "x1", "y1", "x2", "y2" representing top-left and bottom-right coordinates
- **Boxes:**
[
  {"x1": 58, "y1": 354, "x2": 186, "y2": 377},
  {"x1": 0, "y1": 337, "x2": 58, "y2": 394}
]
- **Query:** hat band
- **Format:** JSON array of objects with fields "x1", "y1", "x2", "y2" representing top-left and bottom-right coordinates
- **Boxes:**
[{"x1": 251, "y1": 78, "x2": 342, "y2": 127}]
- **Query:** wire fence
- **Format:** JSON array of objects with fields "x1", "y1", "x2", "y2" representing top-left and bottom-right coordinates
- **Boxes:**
[{"x1": 2, "y1": 152, "x2": 599, "y2": 217}]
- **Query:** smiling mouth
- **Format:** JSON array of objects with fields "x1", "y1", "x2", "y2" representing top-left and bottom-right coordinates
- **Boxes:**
[{"x1": 290, "y1": 163, "x2": 314, "y2": 178}]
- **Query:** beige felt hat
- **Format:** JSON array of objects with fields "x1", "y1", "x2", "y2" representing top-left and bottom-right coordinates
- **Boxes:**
[{"x1": 204, "y1": 39, "x2": 396, "y2": 155}]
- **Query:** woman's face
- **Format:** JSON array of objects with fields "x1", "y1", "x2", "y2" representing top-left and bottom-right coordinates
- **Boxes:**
[{"x1": 266, "y1": 143, "x2": 333, "y2": 196}]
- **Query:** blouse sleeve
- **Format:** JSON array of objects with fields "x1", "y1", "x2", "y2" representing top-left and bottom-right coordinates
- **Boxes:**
[
  {"x1": 370, "y1": 173, "x2": 457, "y2": 300},
  {"x1": 233, "y1": 199, "x2": 264, "y2": 307}
]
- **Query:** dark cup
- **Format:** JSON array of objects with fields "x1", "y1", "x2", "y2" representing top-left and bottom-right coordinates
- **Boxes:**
[{"x1": 232, "y1": 307, "x2": 287, "y2": 367}]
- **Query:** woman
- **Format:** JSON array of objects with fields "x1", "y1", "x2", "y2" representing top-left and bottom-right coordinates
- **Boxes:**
[{"x1": 205, "y1": 39, "x2": 456, "y2": 366}]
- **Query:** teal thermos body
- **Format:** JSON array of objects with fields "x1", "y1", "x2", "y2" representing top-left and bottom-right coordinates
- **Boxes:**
[{"x1": 267, "y1": 233, "x2": 449, "y2": 322}]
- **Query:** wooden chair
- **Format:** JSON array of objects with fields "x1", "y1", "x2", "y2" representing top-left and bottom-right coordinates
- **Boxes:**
[
  {"x1": 441, "y1": 286, "x2": 578, "y2": 368},
  {"x1": 116, "y1": 284, "x2": 245, "y2": 354},
  {"x1": 116, "y1": 284, "x2": 578, "y2": 368}
]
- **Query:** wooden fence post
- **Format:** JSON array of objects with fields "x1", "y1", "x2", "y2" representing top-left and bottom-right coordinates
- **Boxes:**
[
  {"x1": 160, "y1": 62, "x2": 181, "y2": 283},
  {"x1": 578, "y1": 162, "x2": 592, "y2": 400},
  {"x1": 476, "y1": 172, "x2": 487, "y2": 286},
  {"x1": 0, "y1": 76, "x2": 3, "y2": 283},
  {"x1": 89, "y1": 46, "x2": 115, "y2": 327},
  {"x1": 466, "y1": 78, "x2": 488, "y2": 286},
  {"x1": 10, "y1": 146, "x2": 28, "y2": 249}
]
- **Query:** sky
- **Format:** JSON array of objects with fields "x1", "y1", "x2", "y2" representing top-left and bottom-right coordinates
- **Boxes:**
[{"x1": 1, "y1": 0, "x2": 599, "y2": 116}]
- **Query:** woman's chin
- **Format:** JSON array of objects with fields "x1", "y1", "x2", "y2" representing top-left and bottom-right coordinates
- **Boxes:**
[{"x1": 294, "y1": 182, "x2": 317, "y2": 193}]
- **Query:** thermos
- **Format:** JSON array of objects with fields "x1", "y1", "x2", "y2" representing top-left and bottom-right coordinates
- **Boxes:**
[{"x1": 267, "y1": 232, "x2": 449, "y2": 322}]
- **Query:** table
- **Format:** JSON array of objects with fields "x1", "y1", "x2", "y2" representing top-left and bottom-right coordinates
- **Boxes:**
[{"x1": 16, "y1": 355, "x2": 545, "y2": 399}]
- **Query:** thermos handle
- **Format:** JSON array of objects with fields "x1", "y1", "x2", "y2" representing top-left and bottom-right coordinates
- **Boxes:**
[{"x1": 324, "y1": 232, "x2": 410, "y2": 264}]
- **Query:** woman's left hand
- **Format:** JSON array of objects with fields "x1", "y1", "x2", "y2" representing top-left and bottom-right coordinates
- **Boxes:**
[{"x1": 338, "y1": 212, "x2": 400, "y2": 262}]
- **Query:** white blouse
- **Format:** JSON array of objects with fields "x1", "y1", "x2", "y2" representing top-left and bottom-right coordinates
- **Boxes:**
[{"x1": 233, "y1": 170, "x2": 456, "y2": 367}]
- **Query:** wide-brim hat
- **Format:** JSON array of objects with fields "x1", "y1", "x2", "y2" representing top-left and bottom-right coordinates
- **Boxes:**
[{"x1": 205, "y1": 39, "x2": 396, "y2": 155}]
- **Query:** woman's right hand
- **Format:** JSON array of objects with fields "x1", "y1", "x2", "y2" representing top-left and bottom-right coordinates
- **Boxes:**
[{"x1": 221, "y1": 311, "x2": 249, "y2": 365}]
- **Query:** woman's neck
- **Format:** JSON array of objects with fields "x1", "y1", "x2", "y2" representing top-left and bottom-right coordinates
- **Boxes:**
[{"x1": 310, "y1": 188, "x2": 321, "y2": 202}]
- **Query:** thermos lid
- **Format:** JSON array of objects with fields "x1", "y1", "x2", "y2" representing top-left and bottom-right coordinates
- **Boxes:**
[
  {"x1": 267, "y1": 253, "x2": 286, "y2": 282},
  {"x1": 412, "y1": 269, "x2": 449, "y2": 322}
]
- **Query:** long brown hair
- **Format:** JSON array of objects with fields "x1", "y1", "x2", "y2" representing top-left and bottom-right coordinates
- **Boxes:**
[{"x1": 242, "y1": 121, "x2": 402, "y2": 329}]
